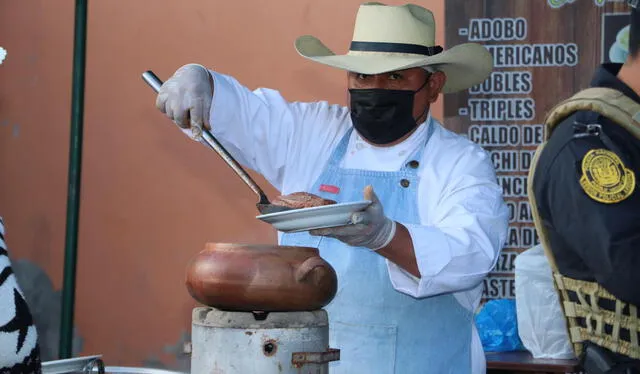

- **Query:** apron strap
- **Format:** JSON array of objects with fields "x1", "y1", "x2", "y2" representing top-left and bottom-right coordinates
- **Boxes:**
[
  {"x1": 327, "y1": 128, "x2": 354, "y2": 167},
  {"x1": 405, "y1": 116, "x2": 436, "y2": 167}
]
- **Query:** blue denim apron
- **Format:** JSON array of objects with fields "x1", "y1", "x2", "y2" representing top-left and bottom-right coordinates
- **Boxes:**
[{"x1": 281, "y1": 122, "x2": 473, "y2": 373}]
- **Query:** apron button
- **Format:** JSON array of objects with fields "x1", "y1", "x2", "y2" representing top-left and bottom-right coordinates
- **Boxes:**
[
  {"x1": 400, "y1": 179, "x2": 410, "y2": 188},
  {"x1": 407, "y1": 160, "x2": 420, "y2": 169}
]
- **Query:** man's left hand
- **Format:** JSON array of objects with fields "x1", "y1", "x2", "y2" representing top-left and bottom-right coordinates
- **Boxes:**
[{"x1": 310, "y1": 185, "x2": 396, "y2": 250}]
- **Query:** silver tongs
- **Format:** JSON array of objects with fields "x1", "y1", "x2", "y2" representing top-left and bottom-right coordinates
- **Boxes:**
[{"x1": 141, "y1": 70, "x2": 290, "y2": 215}]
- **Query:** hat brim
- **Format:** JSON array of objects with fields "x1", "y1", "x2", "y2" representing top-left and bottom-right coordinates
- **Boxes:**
[{"x1": 294, "y1": 35, "x2": 493, "y2": 94}]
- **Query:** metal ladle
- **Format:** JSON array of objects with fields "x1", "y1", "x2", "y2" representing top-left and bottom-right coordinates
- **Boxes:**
[{"x1": 142, "y1": 70, "x2": 290, "y2": 215}]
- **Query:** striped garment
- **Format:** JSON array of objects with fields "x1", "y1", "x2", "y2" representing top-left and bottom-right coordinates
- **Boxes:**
[{"x1": 0, "y1": 217, "x2": 41, "y2": 373}]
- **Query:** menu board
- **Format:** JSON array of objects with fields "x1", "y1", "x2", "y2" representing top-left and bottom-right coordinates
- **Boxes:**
[{"x1": 444, "y1": 0, "x2": 632, "y2": 303}]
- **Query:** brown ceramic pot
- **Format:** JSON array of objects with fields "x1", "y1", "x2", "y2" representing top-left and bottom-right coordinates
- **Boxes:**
[{"x1": 185, "y1": 243, "x2": 338, "y2": 312}]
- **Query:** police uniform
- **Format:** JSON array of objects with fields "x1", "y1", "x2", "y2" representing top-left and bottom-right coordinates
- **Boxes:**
[{"x1": 529, "y1": 63, "x2": 640, "y2": 372}]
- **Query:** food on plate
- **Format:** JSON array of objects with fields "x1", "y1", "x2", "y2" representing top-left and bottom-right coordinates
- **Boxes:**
[{"x1": 271, "y1": 192, "x2": 337, "y2": 209}]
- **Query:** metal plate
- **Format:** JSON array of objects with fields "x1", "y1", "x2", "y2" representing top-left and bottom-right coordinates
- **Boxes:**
[
  {"x1": 42, "y1": 355, "x2": 103, "y2": 374},
  {"x1": 91, "y1": 367, "x2": 187, "y2": 374},
  {"x1": 256, "y1": 201, "x2": 371, "y2": 232}
]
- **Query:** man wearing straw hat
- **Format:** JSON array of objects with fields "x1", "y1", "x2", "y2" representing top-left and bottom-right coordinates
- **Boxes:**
[
  {"x1": 529, "y1": 1, "x2": 640, "y2": 372},
  {"x1": 156, "y1": 3, "x2": 508, "y2": 373}
]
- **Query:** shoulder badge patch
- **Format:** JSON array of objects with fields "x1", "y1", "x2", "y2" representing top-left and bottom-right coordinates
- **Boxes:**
[{"x1": 579, "y1": 149, "x2": 636, "y2": 204}]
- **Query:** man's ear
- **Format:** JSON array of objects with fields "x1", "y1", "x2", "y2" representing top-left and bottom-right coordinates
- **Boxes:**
[{"x1": 426, "y1": 71, "x2": 446, "y2": 102}]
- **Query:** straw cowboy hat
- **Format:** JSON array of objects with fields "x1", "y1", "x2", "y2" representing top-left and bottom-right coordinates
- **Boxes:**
[{"x1": 294, "y1": 2, "x2": 493, "y2": 93}]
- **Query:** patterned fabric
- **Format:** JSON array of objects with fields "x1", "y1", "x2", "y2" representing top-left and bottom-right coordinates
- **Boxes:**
[{"x1": 0, "y1": 217, "x2": 42, "y2": 374}]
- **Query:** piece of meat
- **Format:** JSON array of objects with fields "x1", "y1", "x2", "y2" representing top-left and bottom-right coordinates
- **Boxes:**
[{"x1": 271, "y1": 192, "x2": 337, "y2": 209}]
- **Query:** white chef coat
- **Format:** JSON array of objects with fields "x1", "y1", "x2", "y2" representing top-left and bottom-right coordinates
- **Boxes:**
[{"x1": 204, "y1": 71, "x2": 509, "y2": 374}]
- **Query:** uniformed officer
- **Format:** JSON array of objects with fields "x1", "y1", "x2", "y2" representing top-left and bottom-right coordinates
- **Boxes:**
[{"x1": 529, "y1": 2, "x2": 640, "y2": 373}]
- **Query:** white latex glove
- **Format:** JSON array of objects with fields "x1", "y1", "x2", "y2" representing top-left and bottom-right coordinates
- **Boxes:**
[
  {"x1": 155, "y1": 63, "x2": 213, "y2": 140},
  {"x1": 310, "y1": 185, "x2": 396, "y2": 251}
]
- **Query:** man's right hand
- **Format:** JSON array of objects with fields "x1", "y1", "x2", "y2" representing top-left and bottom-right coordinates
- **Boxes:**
[{"x1": 155, "y1": 63, "x2": 213, "y2": 139}]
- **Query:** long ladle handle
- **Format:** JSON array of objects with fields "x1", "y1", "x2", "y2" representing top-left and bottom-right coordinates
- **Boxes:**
[{"x1": 142, "y1": 70, "x2": 270, "y2": 205}]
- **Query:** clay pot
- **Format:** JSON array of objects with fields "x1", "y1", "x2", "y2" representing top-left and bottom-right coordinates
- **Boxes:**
[{"x1": 185, "y1": 243, "x2": 338, "y2": 312}]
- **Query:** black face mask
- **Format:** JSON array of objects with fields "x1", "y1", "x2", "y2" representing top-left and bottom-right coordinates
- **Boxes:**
[{"x1": 349, "y1": 78, "x2": 429, "y2": 145}]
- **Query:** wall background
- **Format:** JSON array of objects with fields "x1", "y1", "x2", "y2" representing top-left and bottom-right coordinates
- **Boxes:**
[{"x1": 0, "y1": 0, "x2": 444, "y2": 370}]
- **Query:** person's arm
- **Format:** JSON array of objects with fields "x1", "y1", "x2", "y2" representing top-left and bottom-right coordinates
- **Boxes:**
[
  {"x1": 537, "y1": 134, "x2": 640, "y2": 306},
  {"x1": 311, "y1": 144, "x2": 510, "y2": 298},
  {"x1": 156, "y1": 64, "x2": 350, "y2": 191},
  {"x1": 385, "y1": 148, "x2": 509, "y2": 297}
]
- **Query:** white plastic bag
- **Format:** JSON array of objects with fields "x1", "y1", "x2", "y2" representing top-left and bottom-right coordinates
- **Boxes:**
[{"x1": 514, "y1": 245, "x2": 575, "y2": 359}]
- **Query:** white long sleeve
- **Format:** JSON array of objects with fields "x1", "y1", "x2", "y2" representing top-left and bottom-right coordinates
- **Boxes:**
[
  {"x1": 385, "y1": 128, "x2": 509, "y2": 299},
  {"x1": 207, "y1": 71, "x2": 350, "y2": 193}
]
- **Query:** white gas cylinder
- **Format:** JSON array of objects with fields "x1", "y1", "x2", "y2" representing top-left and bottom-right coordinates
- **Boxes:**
[{"x1": 190, "y1": 307, "x2": 339, "y2": 374}]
